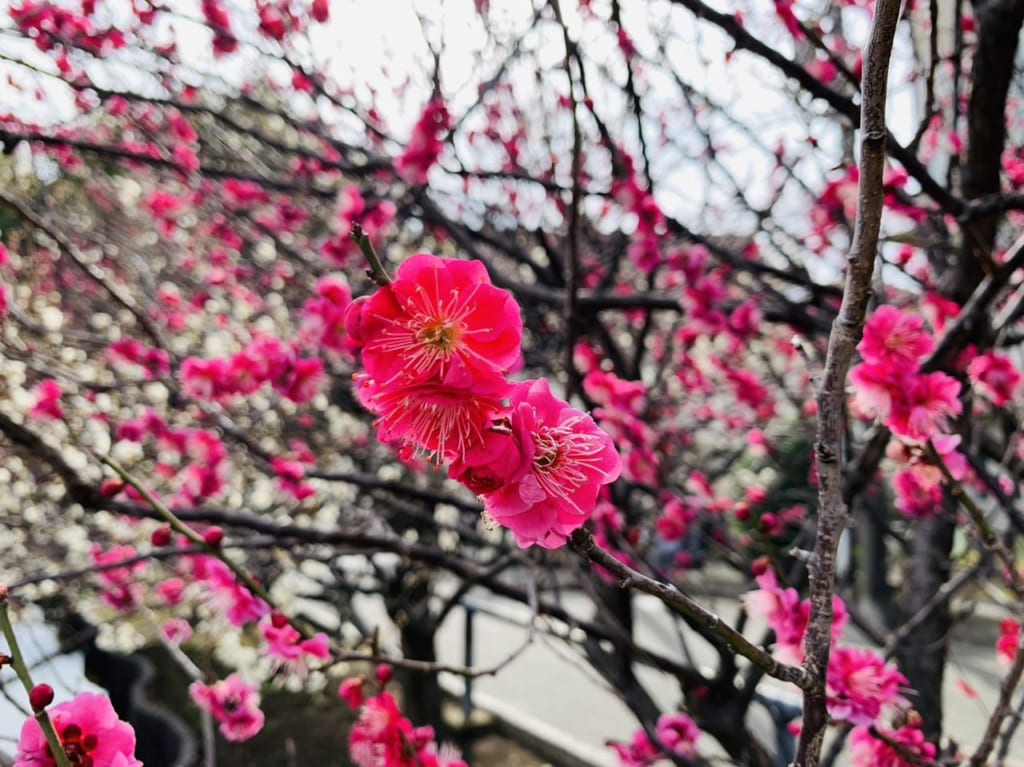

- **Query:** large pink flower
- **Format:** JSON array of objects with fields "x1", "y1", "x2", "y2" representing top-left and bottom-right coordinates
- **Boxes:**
[
  {"x1": 189, "y1": 674, "x2": 265, "y2": 742},
  {"x1": 826, "y1": 646, "x2": 908, "y2": 725},
  {"x1": 15, "y1": 692, "x2": 142, "y2": 767},
  {"x1": 357, "y1": 375, "x2": 509, "y2": 462},
  {"x1": 354, "y1": 254, "x2": 522, "y2": 391},
  {"x1": 858, "y1": 305, "x2": 934, "y2": 371},
  {"x1": 849, "y1": 362, "x2": 903, "y2": 422},
  {"x1": 452, "y1": 379, "x2": 621, "y2": 548},
  {"x1": 888, "y1": 371, "x2": 962, "y2": 442}
]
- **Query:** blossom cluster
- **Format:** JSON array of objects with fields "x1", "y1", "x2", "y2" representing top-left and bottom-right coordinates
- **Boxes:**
[
  {"x1": 850, "y1": 305, "x2": 961, "y2": 443},
  {"x1": 609, "y1": 150, "x2": 667, "y2": 275},
  {"x1": 86, "y1": 539, "x2": 333, "y2": 743},
  {"x1": 608, "y1": 712, "x2": 701, "y2": 766},
  {"x1": 321, "y1": 187, "x2": 396, "y2": 268},
  {"x1": 344, "y1": 690, "x2": 466, "y2": 767},
  {"x1": 347, "y1": 254, "x2": 622, "y2": 548},
  {"x1": 849, "y1": 305, "x2": 967, "y2": 519},
  {"x1": 180, "y1": 336, "x2": 325, "y2": 406},
  {"x1": 743, "y1": 566, "x2": 922, "y2": 761},
  {"x1": 395, "y1": 101, "x2": 451, "y2": 186},
  {"x1": 189, "y1": 674, "x2": 266, "y2": 742},
  {"x1": 741, "y1": 558, "x2": 962, "y2": 767}
]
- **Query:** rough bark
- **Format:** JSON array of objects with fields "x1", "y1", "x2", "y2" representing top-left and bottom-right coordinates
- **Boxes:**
[{"x1": 794, "y1": 0, "x2": 903, "y2": 764}]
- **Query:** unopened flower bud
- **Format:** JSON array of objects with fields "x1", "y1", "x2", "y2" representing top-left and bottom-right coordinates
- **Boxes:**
[
  {"x1": 750, "y1": 556, "x2": 771, "y2": 577},
  {"x1": 100, "y1": 478, "x2": 125, "y2": 498},
  {"x1": 29, "y1": 684, "x2": 54, "y2": 711},
  {"x1": 270, "y1": 612, "x2": 288, "y2": 629},
  {"x1": 151, "y1": 526, "x2": 172, "y2": 547},
  {"x1": 203, "y1": 527, "x2": 224, "y2": 548},
  {"x1": 375, "y1": 664, "x2": 392, "y2": 685}
]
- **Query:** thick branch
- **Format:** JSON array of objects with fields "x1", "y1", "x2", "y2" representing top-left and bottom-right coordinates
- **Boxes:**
[{"x1": 794, "y1": 0, "x2": 903, "y2": 764}]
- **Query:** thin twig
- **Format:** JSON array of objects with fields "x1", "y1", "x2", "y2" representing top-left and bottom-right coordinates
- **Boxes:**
[
  {"x1": 0, "y1": 590, "x2": 73, "y2": 767},
  {"x1": 570, "y1": 528, "x2": 808, "y2": 689}
]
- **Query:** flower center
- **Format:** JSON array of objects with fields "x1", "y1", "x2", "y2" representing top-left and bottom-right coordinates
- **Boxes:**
[
  {"x1": 56, "y1": 723, "x2": 98, "y2": 766},
  {"x1": 417, "y1": 319, "x2": 460, "y2": 351},
  {"x1": 533, "y1": 431, "x2": 565, "y2": 472}
]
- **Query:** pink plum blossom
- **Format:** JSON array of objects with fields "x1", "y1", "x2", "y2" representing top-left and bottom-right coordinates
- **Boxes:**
[
  {"x1": 858, "y1": 306, "x2": 934, "y2": 370},
  {"x1": 395, "y1": 101, "x2": 450, "y2": 185},
  {"x1": 356, "y1": 375, "x2": 509, "y2": 463},
  {"x1": 609, "y1": 730, "x2": 659, "y2": 767},
  {"x1": 260, "y1": 614, "x2": 331, "y2": 677},
  {"x1": 348, "y1": 692, "x2": 467, "y2": 767},
  {"x1": 968, "y1": 350, "x2": 1022, "y2": 407},
  {"x1": 15, "y1": 692, "x2": 142, "y2": 767},
  {"x1": 300, "y1": 274, "x2": 353, "y2": 353},
  {"x1": 826, "y1": 646, "x2": 908, "y2": 725},
  {"x1": 29, "y1": 379, "x2": 64, "y2": 420},
  {"x1": 451, "y1": 379, "x2": 622, "y2": 548},
  {"x1": 887, "y1": 371, "x2": 962, "y2": 442},
  {"x1": 742, "y1": 569, "x2": 847, "y2": 664},
  {"x1": 273, "y1": 356, "x2": 325, "y2": 403},
  {"x1": 189, "y1": 674, "x2": 265, "y2": 742},
  {"x1": 997, "y1": 619, "x2": 1020, "y2": 664},
  {"x1": 91, "y1": 544, "x2": 145, "y2": 611},
  {"x1": 338, "y1": 677, "x2": 365, "y2": 709},
  {"x1": 655, "y1": 712, "x2": 700, "y2": 758},
  {"x1": 850, "y1": 725, "x2": 936, "y2": 767},
  {"x1": 353, "y1": 254, "x2": 522, "y2": 390},
  {"x1": 608, "y1": 712, "x2": 701, "y2": 766},
  {"x1": 583, "y1": 370, "x2": 647, "y2": 415},
  {"x1": 190, "y1": 556, "x2": 269, "y2": 627},
  {"x1": 160, "y1": 618, "x2": 193, "y2": 645}
]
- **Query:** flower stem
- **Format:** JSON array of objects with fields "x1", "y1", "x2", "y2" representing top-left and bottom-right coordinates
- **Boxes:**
[
  {"x1": 351, "y1": 223, "x2": 392, "y2": 284},
  {"x1": 0, "y1": 589, "x2": 73, "y2": 767},
  {"x1": 98, "y1": 455, "x2": 279, "y2": 617}
]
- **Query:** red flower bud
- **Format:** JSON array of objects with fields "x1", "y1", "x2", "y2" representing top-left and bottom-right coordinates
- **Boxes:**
[
  {"x1": 758, "y1": 513, "x2": 778, "y2": 535},
  {"x1": 29, "y1": 684, "x2": 54, "y2": 711},
  {"x1": 375, "y1": 664, "x2": 392, "y2": 685},
  {"x1": 203, "y1": 527, "x2": 224, "y2": 547},
  {"x1": 100, "y1": 478, "x2": 125, "y2": 497},
  {"x1": 270, "y1": 612, "x2": 288, "y2": 629},
  {"x1": 151, "y1": 526, "x2": 172, "y2": 547},
  {"x1": 751, "y1": 556, "x2": 771, "y2": 576}
]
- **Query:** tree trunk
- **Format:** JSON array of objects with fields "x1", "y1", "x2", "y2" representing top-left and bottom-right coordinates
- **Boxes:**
[
  {"x1": 853, "y1": 489, "x2": 898, "y2": 629},
  {"x1": 897, "y1": 505, "x2": 956, "y2": 742}
]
